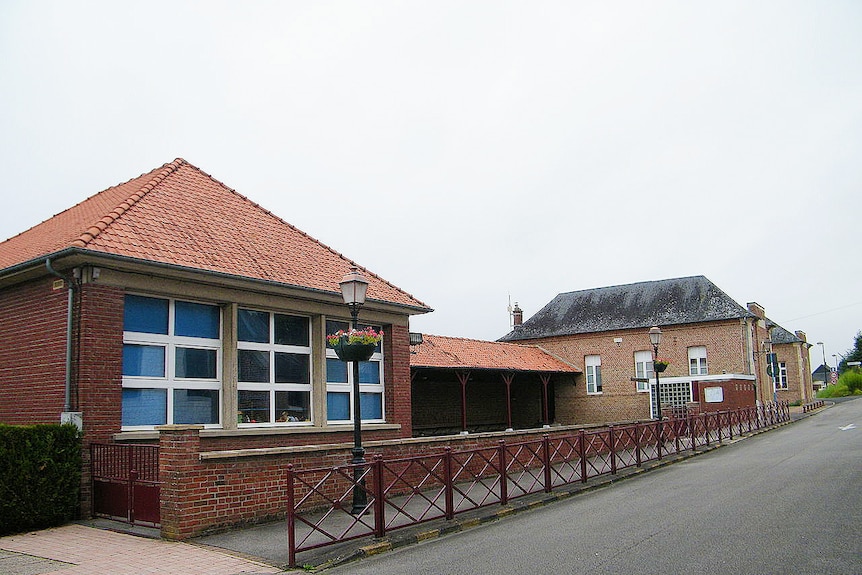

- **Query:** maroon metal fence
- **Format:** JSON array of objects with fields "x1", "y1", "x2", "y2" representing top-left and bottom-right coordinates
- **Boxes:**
[
  {"x1": 286, "y1": 401, "x2": 789, "y2": 566},
  {"x1": 91, "y1": 443, "x2": 160, "y2": 527}
]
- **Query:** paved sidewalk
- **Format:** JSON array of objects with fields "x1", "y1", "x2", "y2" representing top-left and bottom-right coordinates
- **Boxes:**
[{"x1": 0, "y1": 524, "x2": 285, "y2": 575}]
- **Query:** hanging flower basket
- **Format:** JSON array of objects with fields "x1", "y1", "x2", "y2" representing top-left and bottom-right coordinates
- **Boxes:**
[
  {"x1": 328, "y1": 328, "x2": 383, "y2": 362},
  {"x1": 654, "y1": 359, "x2": 669, "y2": 373}
]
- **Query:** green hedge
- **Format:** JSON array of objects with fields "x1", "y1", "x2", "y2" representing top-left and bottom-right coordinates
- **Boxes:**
[{"x1": 0, "y1": 424, "x2": 82, "y2": 535}]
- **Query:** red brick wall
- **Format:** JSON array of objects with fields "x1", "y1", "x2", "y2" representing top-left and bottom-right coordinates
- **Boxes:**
[
  {"x1": 384, "y1": 323, "x2": 412, "y2": 437},
  {"x1": 0, "y1": 278, "x2": 68, "y2": 424},
  {"x1": 691, "y1": 378, "x2": 756, "y2": 412}
]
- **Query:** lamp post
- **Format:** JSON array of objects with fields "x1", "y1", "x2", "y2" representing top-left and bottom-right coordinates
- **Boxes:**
[
  {"x1": 339, "y1": 267, "x2": 370, "y2": 515},
  {"x1": 649, "y1": 326, "x2": 662, "y2": 420},
  {"x1": 817, "y1": 341, "x2": 827, "y2": 386}
]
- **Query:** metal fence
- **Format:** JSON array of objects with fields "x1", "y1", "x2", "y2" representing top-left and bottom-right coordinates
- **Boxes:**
[
  {"x1": 286, "y1": 402, "x2": 789, "y2": 566},
  {"x1": 91, "y1": 443, "x2": 160, "y2": 527}
]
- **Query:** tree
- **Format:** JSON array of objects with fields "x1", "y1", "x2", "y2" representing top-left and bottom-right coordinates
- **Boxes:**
[{"x1": 839, "y1": 331, "x2": 862, "y2": 373}]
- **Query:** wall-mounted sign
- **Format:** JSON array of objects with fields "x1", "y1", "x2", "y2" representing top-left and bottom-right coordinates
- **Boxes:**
[{"x1": 704, "y1": 386, "x2": 724, "y2": 403}]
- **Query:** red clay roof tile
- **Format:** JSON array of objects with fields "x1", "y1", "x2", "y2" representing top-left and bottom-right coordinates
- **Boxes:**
[
  {"x1": 410, "y1": 334, "x2": 579, "y2": 373},
  {"x1": 0, "y1": 159, "x2": 429, "y2": 311}
]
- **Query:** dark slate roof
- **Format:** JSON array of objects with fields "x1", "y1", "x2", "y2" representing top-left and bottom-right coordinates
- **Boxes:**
[
  {"x1": 767, "y1": 321, "x2": 804, "y2": 345},
  {"x1": 500, "y1": 276, "x2": 752, "y2": 342}
]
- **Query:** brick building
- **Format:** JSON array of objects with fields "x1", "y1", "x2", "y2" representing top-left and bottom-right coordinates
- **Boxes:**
[
  {"x1": 0, "y1": 158, "x2": 432, "y2": 448},
  {"x1": 499, "y1": 276, "x2": 813, "y2": 424}
]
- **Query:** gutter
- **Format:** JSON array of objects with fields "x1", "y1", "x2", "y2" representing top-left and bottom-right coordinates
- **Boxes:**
[{"x1": 45, "y1": 258, "x2": 77, "y2": 413}]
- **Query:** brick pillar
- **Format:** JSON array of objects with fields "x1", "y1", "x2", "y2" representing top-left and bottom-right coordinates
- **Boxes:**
[{"x1": 158, "y1": 425, "x2": 203, "y2": 540}]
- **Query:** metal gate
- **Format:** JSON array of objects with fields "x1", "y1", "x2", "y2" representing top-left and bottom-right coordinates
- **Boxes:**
[{"x1": 91, "y1": 443, "x2": 160, "y2": 527}]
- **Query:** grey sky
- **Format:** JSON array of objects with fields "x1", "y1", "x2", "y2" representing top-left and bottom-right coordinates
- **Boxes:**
[{"x1": 1, "y1": 1, "x2": 859, "y2": 365}]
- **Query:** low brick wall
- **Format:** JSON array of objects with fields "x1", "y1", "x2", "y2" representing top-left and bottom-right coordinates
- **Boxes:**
[{"x1": 157, "y1": 422, "x2": 615, "y2": 540}]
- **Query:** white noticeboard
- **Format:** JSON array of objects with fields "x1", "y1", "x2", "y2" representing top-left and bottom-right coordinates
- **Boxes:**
[{"x1": 704, "y1": 387, "x2": 724, "y2": 403}]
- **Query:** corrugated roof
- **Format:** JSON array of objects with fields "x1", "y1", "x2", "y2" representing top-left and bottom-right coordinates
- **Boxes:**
[
  {"x1": 410, "y1": 334, "x2": 580, "y2": 373},
  {"x1": 500, "y1": 276, "x2": 751, "y2": 341},
  {"x1": 0, "y1": 159, "x2": 429, "y2": 311}
]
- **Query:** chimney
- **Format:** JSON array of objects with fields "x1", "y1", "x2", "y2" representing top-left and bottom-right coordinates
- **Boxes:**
[
  {"x1": 512, "y1": 302, "x2": 523, "y2": 327},
  {"x1": 795, "y1": 330, "x2": 807, "y2": 342},
  {"x1": 747, "y1": 302, "x2": 766, "y2": 319}
]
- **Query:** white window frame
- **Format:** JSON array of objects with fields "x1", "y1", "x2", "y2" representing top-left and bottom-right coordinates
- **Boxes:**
[
  {"x1": 634, "y1": 350, "x2": 653, "y2": 392},
  {"x1": 122, "y1": 295, "x2": 222, "y2": 430},
  {"x1": 325, "y1": 320, "x2": 385, "y2": 424},
  {"x1": 585, "y1": 355, "x2": 602, "y2": 395},
  {"x1": 688, "y1": 346, "x2": 708, "y2": 376},
  {"x1": 776, "y1": 361, "x2": 788, "y2": 390},
  {"x1": 237, "y1": 308, "x2": 313, "y2": 426}
]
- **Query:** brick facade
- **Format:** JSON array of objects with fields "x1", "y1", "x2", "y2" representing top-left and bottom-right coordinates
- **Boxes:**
[
  {"x1": 0, "y1": 278, "x2": 69, "y2": 424},
  {"x1": 518, "y1": 319, "x2": 754, "y2": 425}
]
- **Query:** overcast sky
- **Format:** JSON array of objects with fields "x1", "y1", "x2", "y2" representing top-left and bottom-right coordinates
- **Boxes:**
[{"x1": 1, "y1": 1, "x2": 860, "y2": 366}]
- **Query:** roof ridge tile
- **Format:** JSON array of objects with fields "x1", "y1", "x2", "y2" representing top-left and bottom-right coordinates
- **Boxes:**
[{"x1": 72, "y1": 158, "x2": 186, "y2": 247}]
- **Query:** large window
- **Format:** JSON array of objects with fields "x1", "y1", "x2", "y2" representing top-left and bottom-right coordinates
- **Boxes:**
[
  {"x1": 585, "y1": 355, "x2": 602, "y2": 394},
  {"x1": 325, "y1": 319, "x2": 384, "y2": 423},
  {"x1": 634, "y1": 350, "x2": 653, "y2": 392},
  {"x1": 688, "y1": 346, "x2": 708, "y2": 375},
  {"x1": 122, "y1": 295, "x2": 221, "y2": 428},
  {"x1": 237, "y1": 309, "x2": 311, "y2": 425}
]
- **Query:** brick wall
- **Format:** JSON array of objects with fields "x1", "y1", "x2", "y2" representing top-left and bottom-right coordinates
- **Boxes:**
[
  {"x1": 519, "y1": 320, "x2": 750, "y2": 424},
  {"x1": 0, "y1": 278, "x2": 68, "y2": 424},
  {"x1": 384, "y1": 323, "x2": 412, "y2": 437},
  {"x1": 691, "y1": 378, "x2": 756, "y2": 412}
]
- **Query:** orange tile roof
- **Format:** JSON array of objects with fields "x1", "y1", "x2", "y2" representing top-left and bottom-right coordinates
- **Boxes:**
[
  {"x1": 0, "y1": 159, "x2": 429, "y2": 311},
  {"x1": 410, "y1": 334, "x2": 579, "y2": 373}
]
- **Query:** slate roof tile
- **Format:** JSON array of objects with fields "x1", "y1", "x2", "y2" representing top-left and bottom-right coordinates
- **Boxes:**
[
  {"x1": 500, "y1": 275, "x2": 751, "y2": 341},
  {"x1": 0, "y1": 159, "x2": 429, "y2": 311}
]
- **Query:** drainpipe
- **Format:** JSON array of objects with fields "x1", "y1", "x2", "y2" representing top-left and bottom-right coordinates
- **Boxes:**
[{"x1": 45, "y1": 258, "x2": 77, "y2": 413}]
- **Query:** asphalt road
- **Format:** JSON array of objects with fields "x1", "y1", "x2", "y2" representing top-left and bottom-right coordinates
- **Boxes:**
[{"x1": 327, "y1": 398, "x2": 862, "y2": 575}]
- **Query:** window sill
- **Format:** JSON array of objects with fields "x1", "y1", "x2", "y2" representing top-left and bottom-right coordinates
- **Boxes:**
[{"x1": 113, "y1": 422, "x2": 401, "y2": 442}]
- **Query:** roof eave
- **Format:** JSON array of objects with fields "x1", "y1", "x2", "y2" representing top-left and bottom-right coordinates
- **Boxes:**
[{"x1": 0, "y1": 248, "x2": 433, "y2": 315}]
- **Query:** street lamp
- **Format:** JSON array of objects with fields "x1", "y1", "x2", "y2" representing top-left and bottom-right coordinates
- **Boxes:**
[
  {"x1": 817, "y1": 341, "x2": 827, "y2": 386},
  {"x1": 339, "y1": 267, "x2": 370, "y2": 514},
  {"x1": 649, "y1": 326, "x2": 662, "y2": 420}
]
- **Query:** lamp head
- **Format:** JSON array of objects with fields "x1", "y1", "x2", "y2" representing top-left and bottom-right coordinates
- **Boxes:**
[
  {"x1": 649, "y1": 326, "x2": 662, "y2": 347},
  {"x1": 339, "y1": 266, "x2": 369, "y2": 307}
]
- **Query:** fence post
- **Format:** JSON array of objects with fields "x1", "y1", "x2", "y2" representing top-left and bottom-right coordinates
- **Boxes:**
[
  {"x1": 656, "y1": 420, "x2": 662, "y2": 461},
  {"x1": 578, "y1": 429, "x2": 587, "y2": 483},
  {"x1": 373, "y1": 456, "x2": 385, "y2": 538},
  {"x1": 542, "y1": 434, "x2": 553, "y2": 493},
  {"x1": 609, "y1": 426, "x2": 617, "y2": 475},
  {"x1": 673, "y1": 415, "x2": 681, "y2": 454},
  {"x1": 286, "y1": 464, "x2": 296, "y2": 568},
  {"x1": 635, "y1": 423, "x2": 642, "y2": 467},
  {"x1": 717, "y1": 412, "x2": 723, "y2": 443},
  {"x1": 444, "y1": 448, "x2": 454, "y2": 520},
  {"x1": 498, "y1": 440, "x2": 508, "y2": 505},
  {"x1": 704, "y1": 413, "x2": 711, "y2": 446}
]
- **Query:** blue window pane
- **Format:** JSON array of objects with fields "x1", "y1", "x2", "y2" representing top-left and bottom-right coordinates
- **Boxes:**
[
  {"x1": 327, "y1": 392, "x2": 350, "y2": 421},
  {"x1": 359, "y1": 361, "x2": 380, "y2": 384},
  {"x1": 238, "y1": 350, "x2": 269, "y2": 382},
  {"x1": 173, "y1": 389, "x2": 219, "y2": 424},
  {"x1": 175, "y1": 347, "x2": 217, "y2": 379},
  {"x1": 360, "y1": 393, "x2": 382, "y2": 420},
  {"x1": 122, "y1": 388, "x2": 167, "y2": 426},
  {"x1": 123, "y1": 344, "x2": 165, "y2": 377},
  {"x1": 275, "y1": 352, "x2": 309, "y2": 383},
  {"x1": 175, "y1": 301, "x2": 220, "y2": 339},
  {"x1": 326, "y1": 358, "x2": 348, "y2": 383},
  {"x1": 275, "y1": 314, "x2": 309, "y2": 346},
  {"x1": 124, "y1": 295, "x2": 168, "y2": 334},
  {"x1": 238, "y1": 309, "x2": 269, "y2": 343}
]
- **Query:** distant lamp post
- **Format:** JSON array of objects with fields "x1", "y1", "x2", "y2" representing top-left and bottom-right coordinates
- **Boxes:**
[
  {"x1": 339, "y1": 267, "x2": 370, "y2": 515},
  {"x1": 649, "y1": 326, "x2": 663, "y2": 419},
  {"x1": 817, "y1": 342, "x2": 827, "y2": 386}
]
